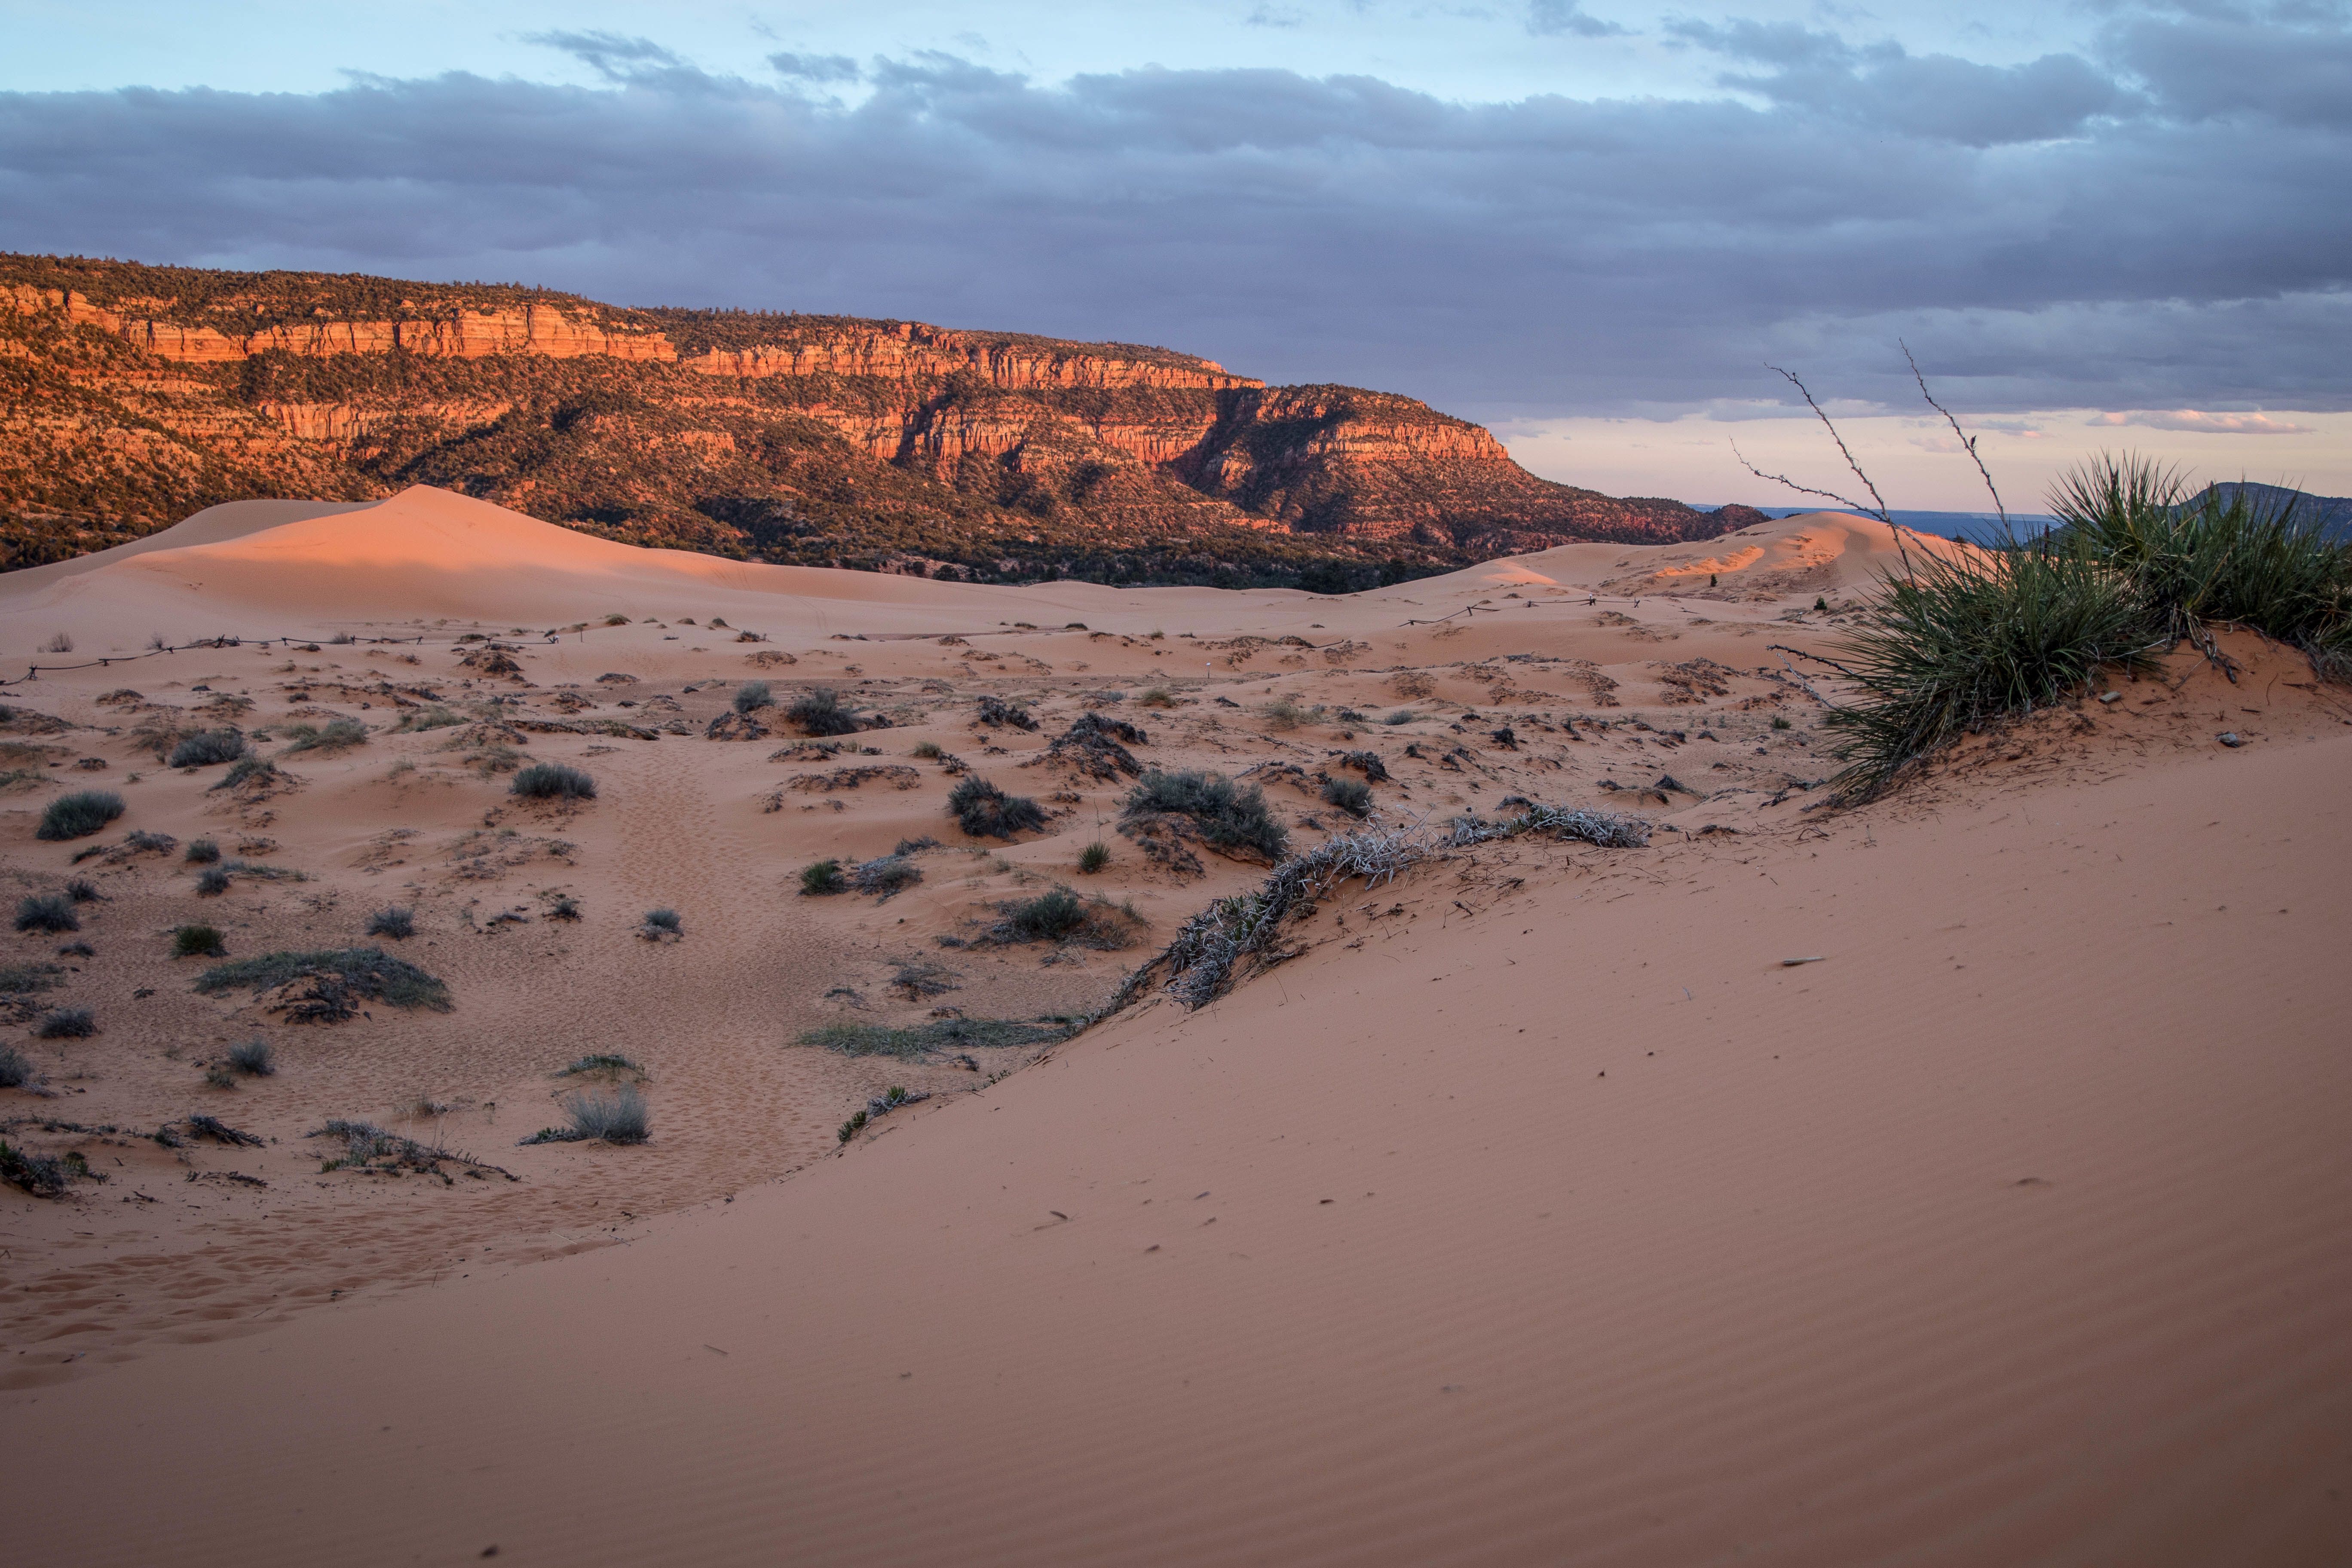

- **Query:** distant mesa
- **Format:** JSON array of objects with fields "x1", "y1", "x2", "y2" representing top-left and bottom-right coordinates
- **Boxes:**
[{"x1": 0, "y1": 252, "x2": 1762, "y2": 585}]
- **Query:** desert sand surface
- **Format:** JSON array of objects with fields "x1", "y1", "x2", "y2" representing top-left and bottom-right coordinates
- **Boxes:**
[{"x1": 1, "y1": 487, "x2": 2346, "y2": 1565}]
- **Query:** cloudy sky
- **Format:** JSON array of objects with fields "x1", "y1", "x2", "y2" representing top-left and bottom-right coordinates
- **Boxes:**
[{"x1": 3, "y1": 0, "x2": 2346, "y2": 507}]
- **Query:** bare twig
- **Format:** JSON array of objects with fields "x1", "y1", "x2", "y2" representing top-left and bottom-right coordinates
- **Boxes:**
[
  {"x1": 1902, "y1": 341, "x2": 2008, "y2": 529},
  {"x1": 1767, "y1": 642, "x2": 1859, "y2": 677},
  {"x1": 1769, "y1": 650, "x2": 1840, "y2": 707},
  {"x1": 1766, "y1": 365, "x2": 1893, "y2": 525}
]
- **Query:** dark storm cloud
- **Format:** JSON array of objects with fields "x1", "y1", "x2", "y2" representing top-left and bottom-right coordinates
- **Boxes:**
[{"x1": 0, "y1": 4, "x2": 2344, "y2": 421}]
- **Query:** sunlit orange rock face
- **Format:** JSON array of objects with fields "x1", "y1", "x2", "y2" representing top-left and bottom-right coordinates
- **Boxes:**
[{"x1": 0, "y1": 254, "x2": 1757, "y2": 576}]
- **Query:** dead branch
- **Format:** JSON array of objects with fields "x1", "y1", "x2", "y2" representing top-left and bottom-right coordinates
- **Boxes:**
[{"x1": 1902, "y1": 341, "x2": 2008, "y2": 529}]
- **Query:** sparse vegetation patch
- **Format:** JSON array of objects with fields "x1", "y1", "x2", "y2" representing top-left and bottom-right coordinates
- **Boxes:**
[
  {"x1": 195, "y1": 947, "x2": 452, "y2": 1017},
  {"x1": 38, "y1": 790, "x2": 124, "y2": 841}
]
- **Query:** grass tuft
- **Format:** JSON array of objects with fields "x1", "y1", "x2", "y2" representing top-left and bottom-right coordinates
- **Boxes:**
[
  {"x1": 799, "y1": 1017, "x2": 1070, "y2": 1059},
  {"x1": 227, "y1": 1037, "x2": 275, "y2": 1075},
  {"x1": 788, "y1": 687, "x2": 862, "y2": 736},
  {"x1": 185, "y1": 837, "x2": 221, "y2": 864},
  {"x1": 168, "y1": 729, "x2": 247, "y2": 768},
  {"x1": 734, "y1": 680, "x2": 773, "y2": 714},
  {"x1": 522, "y1": 1084, "x2": 650, "y2": 1145},
  {"x1": 195, "y1": 947, "x2": 452, "y2": 1013},
  {"x1": 949, "y1": 776, "x2": 1046, "y2": 839},
  {"x1": 1321, "y1": 777, "x2": 1372, "y2": 817},
  {"x1": 1079, "y1": 839, "x2": 1111, "y2": 874},
  {"x1": 0, "y1": 1045, "x2": 30, "y2": 1087},
  {"x1": 1123, "y1": 769, "x2": 1288, "y2": 859},
  {"x1": 37, "y1": 790, "x2": 124, "y2": 841},
  {"x1": 640, "y1": 907, "x2": 682, "y2": 938},
  {"x1": 800, "y1": 858, "x2": 846, "y2": 896},
  {"x1": 851, "y1": 854, "x2": 922, "y2": 897},
  {"x1": 35, "y1": 1006, "x2": 95, "y2": 1038},
  {"x1": 196, "y1": 867, "x2": 230, "y2": 896},
  {"x1": 172, "y1": 923, "x2": 226, "y2": 958},
  {"x1": 511, "y1": 762, "x2": 597, "y2": 801},
  {"x1": 365, "y1": 906, "x2": 415, "y2": 940},
  {"x1": 281, "y1": 717, "x2": 368, "y2": 752},
  {"x1": 15, "y1": 893, "x2": 79, "y2": 934}
]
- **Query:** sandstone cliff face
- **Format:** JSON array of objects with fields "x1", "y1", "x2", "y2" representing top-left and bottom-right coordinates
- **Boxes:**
[{"x1": 0, "y1": 253, "x2": 1753, "y2": 582}]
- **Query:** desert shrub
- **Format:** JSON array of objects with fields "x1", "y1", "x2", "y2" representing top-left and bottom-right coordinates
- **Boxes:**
[
  {"x1": 1321, "y1": 777, "x2": 1372, "y2": 817},
  {"x1": 545, "y1": 893, "x2": 582, "y2": 920},
  {"x1": 787, "y1": 687, "x2": 862, "y2": 736},
  {"x1": 1824, "y1": 539, "x2": 2157, "y2": 799},
  {"x1": 185, "y1": 837, "x2": 221, "y2": 864},
  {"x1": 280, "y1": 717, "x2": 368, "y2": 752},
  {"x1": 949, "y1": 777, "x2": 1046, "y2": 839},
  {"x1": 1382, "y1": 710, "x2": 1417, "y2": 726},
  {"x1": 1123, "y1": 769, "x2": 1288, "y2": 859},
  {"x1": 800, "y1": 858, "x2": 846, "y2": 896},
  {"x1": 64, "y1": 878, "x2": 99, "y2": 903},
  {"x1": 1009, "y1": 886, "x2": 1087, "y2": 940},
  {"x1": 1770, "y1": 715, "x2": 1792, "y2": 730},
  {"x1": 196, "y1": 948, "x2": 452, "y2": 1012},
  {"x1": 392, "y1": 705, "x2": 464, "y2": 732},
  {"x1": 800, "y1": 1017, "x2": 1069, "y2": 1059},
  {"x1": 227, "y1": 1038, "x2": 275, "y2": 1076},
  {"x1": 40, "y1": 632, "x2": 72, "y2": 654},
  {"x1": 124, "y1": 829, "x2": 176, "y2": 854},
  {"x1": 733, "y1": 680, "x2": 773, "y2": 714},
  {"x1": 15, "y1": 893, "x2": 78, "y2": 934},
  {"x1": 37, "y1": 790, "x2": 124, "y2": 841},
  {"x1": 523, "y1": 1084, "x2": 650, "y2": 1145},
  {"x1": 511, "y1": 762, "x2": 597, "y2": 801},
  {"x1": 196, "y1": 867, "x2": 230, "y2": 896},
  {"x1": 0, "y1": 1139, "x2": 72, "y2": 1196},
  {"x1": 205, "y1": 1065, "x2": 237, "y2": 1089},
  {"x1": 912, "y1": 741, "x2": 943, "y2": 759},
  {"x1": 1136, "y1": 686, "x2": 1176, "y2": 708},
  {"x1": 556, "y1": 1053, "x2": 643, "y2": 1078},
  {"x1": 1261, "y1": 696, "x2": 1318, "y2": 731},
  {"x1": 640, "y1": 907, "x2": 682, "y2": 937},
  {"x1": 893, "y1": 836, "x2": 941, "y2": 856},
  {"x1": 35, "y1": 1006, "x2": 95, "y2": 1038},
  {"x1": 2052, "y1": 454, "x2": 2352, "y2": 673},
  {"x1": 57, "y1": 940, "x2": 93, "y2": 957},
  {"x1": 976, "y1": 695, "x2": 1037, "y2": 730},
  {"x1": 172, "y1": 923, "x2": 226, "y2": 958},
  {"x1": 603, "y1": 613, "x2": 630, "y2": 626},
  {"x1": 0, "y1": 1045, "x2": 30, "y2": 1087},
  {"x1": 169, "y1": 729, "x2": 247, "y2": 768},
  {"x1": 1079, "y1": 840, "x2": 1111, "y2": 874},
  {"x1": 215, "y1": 755, "x2": 278, "y2": 790},
  {"x1": 851, "y1": 855, "x2": 922, "y2": 897},
  {"x1": 366, "y1": 906, "x2": 415, "y2": 940}
]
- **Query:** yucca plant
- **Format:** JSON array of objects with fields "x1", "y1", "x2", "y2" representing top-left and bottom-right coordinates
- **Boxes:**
[{"x1": 1822, "y1": 536, "x2": 2159, "y2": 801}]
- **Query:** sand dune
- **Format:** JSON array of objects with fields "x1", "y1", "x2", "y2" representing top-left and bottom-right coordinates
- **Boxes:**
[{"x1": 1, "y1": 489, "x2": 2345, "y2": 1565}]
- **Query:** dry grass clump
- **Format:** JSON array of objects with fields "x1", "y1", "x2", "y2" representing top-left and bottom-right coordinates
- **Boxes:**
[
  {"x1": 0, "y1": 1045, "x2": 31, "y2": 1088},
  {"x1": 280, "y1": 717, "x2": 368, "y2": 752},
  {"x1": 168, "y1": 729, "x2": 247, "y2": 768},
  {"x1": 1124, "y1": 769, "x2": 1288, "y2": 860},
  {"x1": 851, "y1": 854, "x2": 922, "y2": 898},
  {"x1": 15, "y1": 893, "x2": 79, "y2": 934},
  {"x1": 1321, "y1": 777, "x2": 1372, "y2": 817},
  {"x1": 949, "y1": 777, "x2": 1046, "y2": 839},
  {"x1": 195, "y1": 947, "x2": 452, "y2": 1014},
  {"x1": 37, "y1": 790, "x2": 124, "y2": 841},
  {"x1": 1136, "y1": 685, "x2": 1177, "y2": 708},
  {"x1": 311, "y1": 1118, "x2": 516, "y2": 1181},
  {"x1": 977, "y1": 695, "x2": 1037, "y2": 730},
  {"x1": 733, "y1": 680, "x2": 774, "y2": 714},
  {"x1": 788, "y1": 687, "x2": 863, "y2": 736},
  {"x1": 640, "y1": 907, "x2": 682, "y2": 940},
  {"x1": 800, "y1": 858, "x2": 846, "y2": 896},
  {"x1": 1079, "y1": 840, "x2": 1111, "y2": 874},
  {"x1": 1260, "y1": 695, "x2": 1321, "y2": 731},
  {"x1": 212, "y1": 755, "x2": 281, "y2": 792},
  {"x1": 227, "y1": 1037, "x2": 275, "y2": 1076},
  {"x1": 172, "y1": 923, "x2": 227, "y2": 958},
  {"x1": 35, "y1": 1006, "x2": 95, "y2": 1038},
  {"x1": 195, "y1": 867, "x2": 231, "y2": 896},
  {"x1": 521, "y1": 1084, "x2": 651, "y2": 1145},
  {"x1": 1, "y1": 1139, "x2": 85, "y2": 1197},
  {"x1": 555, "y1": 1053, "x2": 645, "y2": 1079},
  {"x1": 184, "y1": 837, "x2": 221, "y2": 864},
  {"x1": 365, "y1": 906, "x2": 415, "y2": 940},
  {"x1": 392, "y1": 705, "x2": 465, "y2": 732},
  {"x1": 799, "y1": 1017, "x2": 1068, "y2": 1059},
  {"x1": 511, "y1": 762, "x2": 597, "y2": 801}
]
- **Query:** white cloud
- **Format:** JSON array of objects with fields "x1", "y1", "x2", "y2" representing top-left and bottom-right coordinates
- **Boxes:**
[{"x1": 2089, "y1": 410, "x2": 2316, "y2": 435}]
